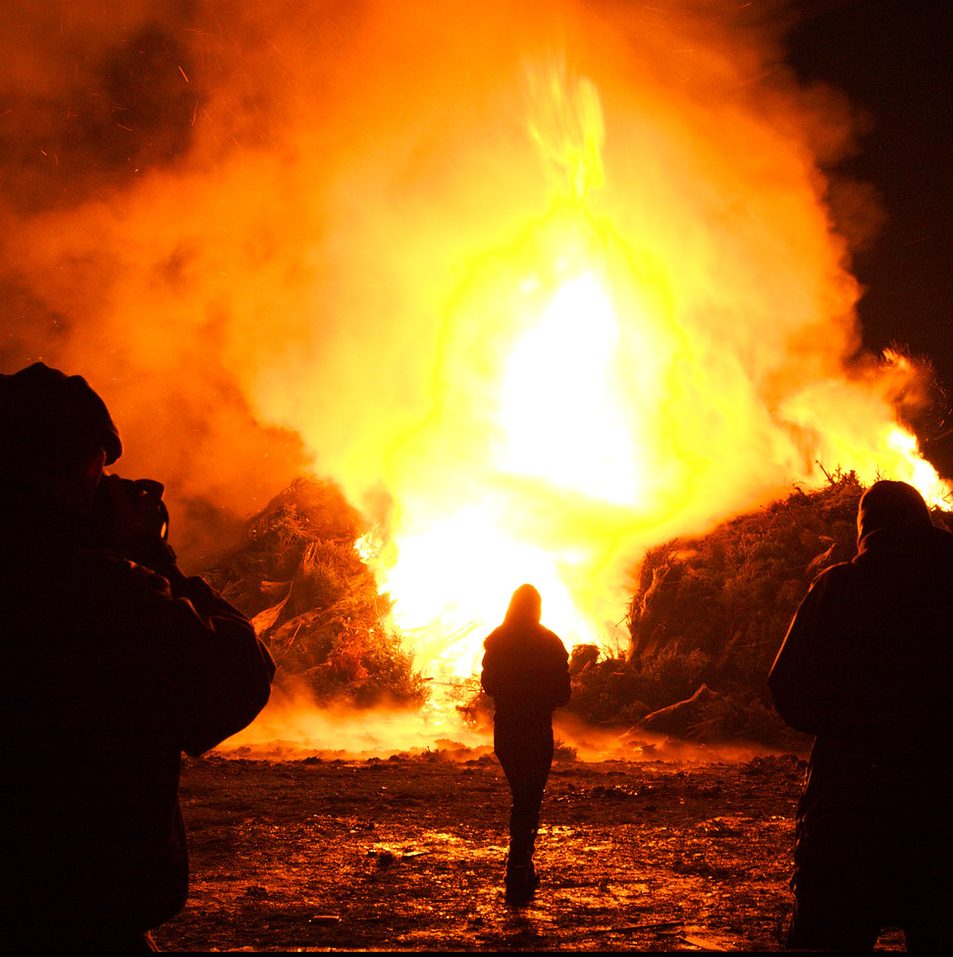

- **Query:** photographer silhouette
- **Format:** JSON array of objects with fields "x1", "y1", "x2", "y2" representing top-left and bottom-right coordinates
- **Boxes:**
[{"x1": 0, "y1": 362, "x2": 275, "y2": 952}]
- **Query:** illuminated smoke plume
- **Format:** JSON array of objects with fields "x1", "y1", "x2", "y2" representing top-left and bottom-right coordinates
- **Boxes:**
[{"x1": 1, "y1": 1, "x2": 948, "y2": 681}]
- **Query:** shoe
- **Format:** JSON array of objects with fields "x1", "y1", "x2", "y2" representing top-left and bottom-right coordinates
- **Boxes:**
[{"x1": 504, "y1": 860, "x2": 540, "y2": 904}]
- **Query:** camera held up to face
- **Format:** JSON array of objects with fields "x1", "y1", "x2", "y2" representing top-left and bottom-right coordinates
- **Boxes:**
[{"x1": 92, "y1": 475, "x2": 170, "y2": 546}]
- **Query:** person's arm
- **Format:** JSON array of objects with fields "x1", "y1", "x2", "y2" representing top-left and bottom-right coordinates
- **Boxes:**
[
  {"x1": 164, "y1": 567, "x2": 276, "y2": 756},
  {"x1": 101, "y1": 546, "x2": 274, "y2": 757},
  {"x1": 480, "y1": 628, "x2": 512, "y2": 698},
  {"x1": 480, "y1": 632, "x2": 501, "y2": 698},
  {"x1": 768, "y1": 564, "x2": 852, "y2": 735},
  {"x1": 546, "y1": 634, "x2": 571, "y2": 710},
  {"x1": 91, "y1": 477, "x2": 275, "y2": 753}
]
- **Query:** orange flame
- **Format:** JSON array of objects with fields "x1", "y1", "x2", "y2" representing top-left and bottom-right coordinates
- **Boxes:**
[
  {"x1": 350, "y1": 65, "x2": 950, "y2": 677},
  {"x1": 4, "y1": 3, "x2": 949, "y2": 687}
]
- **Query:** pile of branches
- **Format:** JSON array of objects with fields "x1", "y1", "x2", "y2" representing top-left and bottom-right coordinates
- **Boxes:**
[
  {"x1": 566, "y1": 472, "x2": 871, "y2": 746},
  {"x1": 202, "y1": 477, "x2": 425, "y2": 708}
]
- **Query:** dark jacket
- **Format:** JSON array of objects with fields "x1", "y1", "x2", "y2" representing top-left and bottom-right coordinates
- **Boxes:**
[
  {"x1": 481, "y1": 623, "x2": 571, "y2": 729},
  {"x1": 769, "y1": 484, "x2": 953, "y2": 911},
  {"x1": 0, "y1": 482, "x2": 275, "y2": 936},
  {"x1": 769, "y1": 521, "x2": 953, "y2": 755}
]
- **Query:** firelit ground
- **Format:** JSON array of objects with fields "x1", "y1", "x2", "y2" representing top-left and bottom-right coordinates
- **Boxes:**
[{"x1": 156, "y1": 751, "x2": 906, "y2": 952}]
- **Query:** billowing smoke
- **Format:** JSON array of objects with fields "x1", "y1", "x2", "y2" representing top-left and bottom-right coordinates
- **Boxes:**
[{"x1": 0, "y1": 1, "x2": 944, "y2": 672}]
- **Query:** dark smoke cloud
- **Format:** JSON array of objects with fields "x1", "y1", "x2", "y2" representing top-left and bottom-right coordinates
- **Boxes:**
[
  {"x1": 0, "y1": 0, "x2": 313, "y2": 566},
  {"x1": 0, "y1": 2, "x2": 200, "y2": 213}
]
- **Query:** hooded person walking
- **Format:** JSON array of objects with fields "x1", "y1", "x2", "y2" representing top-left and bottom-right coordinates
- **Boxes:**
[{"x1": 481, "y1": 584, "x2": 571, "y2": 903}]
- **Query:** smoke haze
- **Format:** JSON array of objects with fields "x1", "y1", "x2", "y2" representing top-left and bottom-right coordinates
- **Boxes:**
[{"x1": 1, "y1": 1, "x2": 943, "y2": 663}]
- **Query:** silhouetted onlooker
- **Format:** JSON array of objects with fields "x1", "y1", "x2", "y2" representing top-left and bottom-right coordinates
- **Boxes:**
[
  {"x1": 769, "y1": 479, "x2": 953, "y2": 951},
  {"x1": 481, "y1": 584, "x2": 570, "y2": 903},
  {"x1": 0, "y1": 363, "x2": 275, "y2": 952}
]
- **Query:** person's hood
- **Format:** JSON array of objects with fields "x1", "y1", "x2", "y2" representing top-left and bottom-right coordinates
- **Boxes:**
[
  {"x1": 856, "y1": 479, "x2": 933, "y2": 554},
  {"x1": 503, "y1": 583, "x2": 542, "y2": 627},
  {"x1": 0, "y1": 362, "x2": 122, "y2": 468}
]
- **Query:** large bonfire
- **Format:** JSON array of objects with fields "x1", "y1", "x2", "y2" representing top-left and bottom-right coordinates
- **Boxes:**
[
  {"x1": 3, "y1": 2, "x2": 950, "y2": 747},
  {"x1": 207, "y1": 469, "x2": 949, "y2": 750}
]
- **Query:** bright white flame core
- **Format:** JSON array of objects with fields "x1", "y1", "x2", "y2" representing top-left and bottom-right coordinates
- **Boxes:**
[
  {"x1": 498, "y1": 271, "x2": 643, "y2": 505},
  {"x1": 378, "y1": 499, "x2": 600, "y2": 676}
]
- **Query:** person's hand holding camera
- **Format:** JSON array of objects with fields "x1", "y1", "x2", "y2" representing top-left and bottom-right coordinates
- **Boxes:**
[{"x1": 93, "y1": 474, "x2": 176, "y2": 574}]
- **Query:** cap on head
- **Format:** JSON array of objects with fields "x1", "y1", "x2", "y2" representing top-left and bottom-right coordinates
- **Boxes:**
[
  {"x1": 0, "y1": 362, "x2": 122, "y2": 467},
  {"x1": 857, "y1": 479, "x2": 932, "y2": 545}
]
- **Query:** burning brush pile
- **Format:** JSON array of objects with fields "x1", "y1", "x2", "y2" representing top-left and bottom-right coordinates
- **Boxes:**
[
  {"x1": 206, "y1": 470, "x2": 949, "y2": 750},
  {"x1": 562, "y1": 472, "x2": 950, "y2": 746},
  {"x1": 202, "y1": 477, "x2": 425, "y2": 709}
]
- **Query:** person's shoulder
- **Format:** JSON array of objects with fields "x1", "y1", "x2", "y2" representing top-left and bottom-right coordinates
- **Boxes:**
[
  {"x1": 929, "y1": 523, "x2": 953, "y2": 554},
  {"x1": 811, "y1": 560, "x2": 855, "y2": 588},
  {"x1": 538, "y1": 626, "x2": 568, "y2": 656}
]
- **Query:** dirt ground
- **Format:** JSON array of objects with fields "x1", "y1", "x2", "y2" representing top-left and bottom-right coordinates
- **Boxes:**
[{"x1": 152, "y1": 747, "x2": 908, "y2": 953}]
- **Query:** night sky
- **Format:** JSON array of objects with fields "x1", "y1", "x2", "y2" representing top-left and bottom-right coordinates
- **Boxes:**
[{"x1": 786, "y1": 0, "x2": 953, "y2": 475}]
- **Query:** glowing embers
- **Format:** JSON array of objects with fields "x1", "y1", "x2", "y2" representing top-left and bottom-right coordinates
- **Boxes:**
[{"x1": 497, "y1": 271, "x2": 644, "y2": 506}]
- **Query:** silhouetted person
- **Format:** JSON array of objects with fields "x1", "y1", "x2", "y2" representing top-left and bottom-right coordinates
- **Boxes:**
[
  {"x1": 0, "y1": 363, "x2": 275, "y2": 952},
  {"x1": 769, "y1": 480, "x2": 953, "y2": 951},
  {"x1": 481, "y1": 583, "x2": 570, "y2": 903}
]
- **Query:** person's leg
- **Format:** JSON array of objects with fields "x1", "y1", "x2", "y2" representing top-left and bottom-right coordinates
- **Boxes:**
[
  {"x1": 509, "y1": 753, "x2": 555, "y2": 901},
  {"x1": 504, "y1": 739, "x2": 553, "y2": 859},
  {"x1": 494, "y1": 736, "x2": 552, "y2": 901},
  {"x1": 787, "y1": 893, "x2": 880, "y2": 951},
  {"x1": 495, "y1": 754, "x2": 536, "y2": 901},
  {"x1": 507, "y1": 771, "x2": 540, "y2": 861}
]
